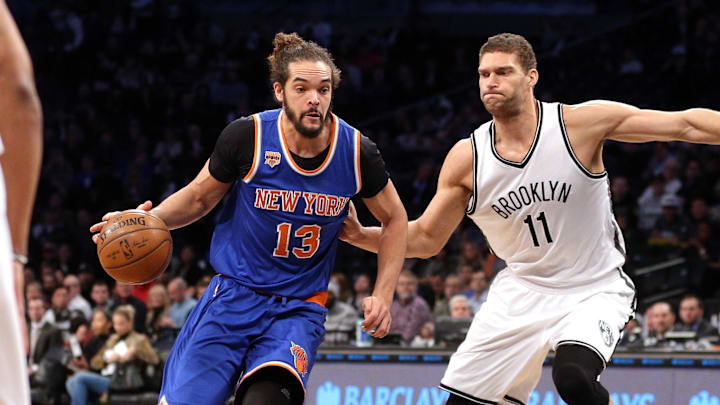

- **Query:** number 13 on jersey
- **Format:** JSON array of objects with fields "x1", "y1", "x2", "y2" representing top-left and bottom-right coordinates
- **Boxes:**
[{"x1": 273, "y1": 223, "x2": 321, "y2": 259}]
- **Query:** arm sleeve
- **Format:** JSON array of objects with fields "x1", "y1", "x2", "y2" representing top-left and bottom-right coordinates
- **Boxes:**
[
  {"x1": 208, "y1": 116, "x2": 256, "y2": 183},
  {"x1": 357, "y1": 134, "x2": 390, "y2": 198}
]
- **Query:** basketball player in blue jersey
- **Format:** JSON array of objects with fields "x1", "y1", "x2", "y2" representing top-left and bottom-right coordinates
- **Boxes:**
[
  {"x1": 0, "y1": 2, "x2": 43, "y2": 404},
  {"x1": 91, "y1": 32, "x2": 407, "y2": 405},
  {"x1": 341, "y1": 33, "x2": 720, "y2": 405}
]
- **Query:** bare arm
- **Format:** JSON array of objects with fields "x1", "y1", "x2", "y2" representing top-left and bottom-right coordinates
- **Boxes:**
[
  {"x1": 341, "y1": 139, "x2": 473, "y2": 259},
  {"x1": 0, "y1": 1, "x2": 43, "y2": 355},
  {"x1": 149, "y1": 160, "x2": 231, "y2": 229},
  {"x1": 567, "y1": 100, "x2": 720, "y2": 144},
  {"x1": 0, "y1": 2, "x2": 43, "y2": 257},
  {"x1": 363, "y1": 180, "x2": 407, "y2": 302},
  {"x1": 91, "y1": 160, "x2": 231, "y2": 239}
]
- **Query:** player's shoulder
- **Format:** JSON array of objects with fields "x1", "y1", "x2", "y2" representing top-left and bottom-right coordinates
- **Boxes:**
[
  {"x1": 561, "y1": 100, "x2": 638, "y2": 125},
  {"x1": 441, "y1": 138, "x2": 474, "y2": 177}
]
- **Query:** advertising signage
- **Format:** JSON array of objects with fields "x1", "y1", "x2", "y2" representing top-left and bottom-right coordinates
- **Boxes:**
[{"x1": 307, "y1": 363, "x2": 720, "y2": 405}]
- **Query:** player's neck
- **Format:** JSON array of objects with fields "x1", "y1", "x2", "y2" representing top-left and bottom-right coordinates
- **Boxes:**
[
  {"x1": 493, "y1": 97, "x2": 539, "y2": 145},
  {"x1": 282, "y1": 112, "x2": 332, "y2": 158}
]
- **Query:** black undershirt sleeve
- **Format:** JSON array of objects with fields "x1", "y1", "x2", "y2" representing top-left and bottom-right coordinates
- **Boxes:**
[
  {"x1": 208, "y1": 116, "x2": 256, "y2": 183},
  {"x1": 357, "y1": 134, "x2": 389, "y2": 199},
  {"x1": 208, "y1": 117, "x2": 389, "y2": 198}
]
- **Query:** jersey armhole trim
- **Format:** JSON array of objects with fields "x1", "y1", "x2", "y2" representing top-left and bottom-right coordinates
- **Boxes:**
[
  {"x1": 354, "y1": 130, "x2": 362, "y2": 195},
  {"x1": 242, "y1": 114, "x2": 261, "y2": 183},
  {"x1": 466, "y1": 131, "x2": 479, "y2": 215},
  {"x1": 557, "y1": 104, "x2": 607, "y2": 179}
]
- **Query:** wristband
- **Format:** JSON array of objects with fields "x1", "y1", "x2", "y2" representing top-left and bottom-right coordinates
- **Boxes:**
[{"x1": 13, "y1": 253, "x2": 28, "y2": 265}]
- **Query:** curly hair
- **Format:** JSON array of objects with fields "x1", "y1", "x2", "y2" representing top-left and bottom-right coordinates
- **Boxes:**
[{"x1": 267, "y1": 32, "x2": 341, "y2": 89}]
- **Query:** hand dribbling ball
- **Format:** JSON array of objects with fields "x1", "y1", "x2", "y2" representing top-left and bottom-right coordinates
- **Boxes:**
[{"x1": 96, "y1": 210, "x2": 172, "y2": 285}]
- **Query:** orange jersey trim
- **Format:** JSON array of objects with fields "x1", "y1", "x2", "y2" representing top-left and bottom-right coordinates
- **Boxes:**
[
  {"x1": 242, "y1": 114, "x2": 260, "y2": 182},
  {"x1": 304, "y1": 291, "x2": 328, "y2": 307},
  {"x1": 279, "y1": 111, "x2": 337, "y2": 175}
]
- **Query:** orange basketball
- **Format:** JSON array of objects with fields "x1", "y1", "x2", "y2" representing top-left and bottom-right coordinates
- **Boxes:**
[{"x1": 96, "y1": 210, "x2": 172, "y2": 285}]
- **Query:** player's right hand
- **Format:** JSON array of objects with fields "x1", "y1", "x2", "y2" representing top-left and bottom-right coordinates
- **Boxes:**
[
  {"x1": 90, "y1": 200, "x2": 153, "y2": 244},
  {"x1": 339, "y1": 201, "x2": 363, "y2": 244},
  {"x1": 361, "y1": 295, "x2": 392, "y2": 338}
]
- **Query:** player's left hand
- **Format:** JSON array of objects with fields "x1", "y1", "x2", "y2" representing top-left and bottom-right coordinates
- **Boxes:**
[{"x1": 361, "y1": 295, "x2": 391, "y2": 338}]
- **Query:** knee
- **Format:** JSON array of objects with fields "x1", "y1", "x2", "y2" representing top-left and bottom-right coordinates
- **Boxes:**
[
  {"x1": 552, "y1": 347, "x2": 609, "y2": 405},
  {"x1": 65, "y1": 375, "x2": 78, "y2": 392},
  {"x1": 552, "y1": 362, "x2": 594, "y2": 403}
]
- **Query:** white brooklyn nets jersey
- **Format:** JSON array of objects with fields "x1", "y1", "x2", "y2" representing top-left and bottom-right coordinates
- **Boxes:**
[{"x1": 467, "y1": 100, "x2": 631, "y2": 292}]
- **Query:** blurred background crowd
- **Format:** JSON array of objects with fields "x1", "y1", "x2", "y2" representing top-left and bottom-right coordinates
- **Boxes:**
[{"x1": 8, "y1": 0, "x2": 720, "y2": 403}]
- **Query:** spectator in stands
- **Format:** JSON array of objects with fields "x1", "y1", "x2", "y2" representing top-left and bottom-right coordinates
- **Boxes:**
[
  {"x1": 410, "y1": 321, "x2": 436, "y2": 348},
  {"x1": 68, "y1": 305, "x2": 159, "y2": 405},
  {"x1": 390, "y1": 270, "x2": 433, "y2": 343},
  {"x1": 610, "y1": 176, "x2": 633, "y2": 213},
  {"x1": 648, "y1": 194, "x2": 690, "y2": 249},
  {"x1": 618, "y1": 318, "x2": 642, "y2": 348},
  {"x1": 661, "y1": 157, "x2": 682, "y2": 195},
  {"x1": 645, "y1": 301, "x2": 676, "y2": 346},
  {"x1": 43, "y1": 286, "x2": 80, "y2": 334},
  {"x1": 146, "y1": 284, "x2": 175, "y2": 345},
  {"x1": 90, "y1": 280, "x2": 114, "y2": 313},
  {"x1": 351, "y1": 273, "x2": 372, "y2": 311},
  {"x1": 194, "y1": 274, "x2": 214, "y2": 300},
  {"x1": 68, "y1": 309, "x2": 113, "y2": 373},
  {"x1": 27, "y1": 297, "x2": 63, "y2": 376},
  {"x1": 457, "y1": 263, "x2": 474, "y2": 294},
  {"x1": 65, "y1": 274, "x2": 92, "y2": 320},
  {"x1": 637, "y1": 176, "x2": 665, "y2": 230},
  {"x1": 434, "y1": 273, "x2": 462, "y2": 317},
  {"x1": 680, "y1": 160, "x2": 711, "y2": 202},
  {"x1": 323, "y1": 281, "x2": 357, "y2": 345},
  {"x1": 168, "y1": 277, "x2": 197, "y2": 328},
  {"x1": 675, "y1": 294, "x2": 718, "y2": 339},
  {"x1": 25, "y1": 280, "x2": 44, "y2": 302},
  {"x1": 331, "y1": 272, "x2": 353, "y2": 305},
  {"x1": 688, "y1": 197, "x2": 717, "y2": 231},
  {"x1": 111, "y1": 282, "x2": 147, "y2": 333},
  {"x1": 459, "y1": 241, "x2": 484, "y2": 270},
  {"x1": 449, "y1": 295, "x2": 472, "y2": 318},
  {"x1": 465, "y1": 271, "x2": 489, "y2": 314}
]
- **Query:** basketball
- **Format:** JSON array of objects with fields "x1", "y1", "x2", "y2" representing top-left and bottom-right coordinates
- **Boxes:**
[{"x1": 96, "y1": 210, "x2": 172, "y2": 285}]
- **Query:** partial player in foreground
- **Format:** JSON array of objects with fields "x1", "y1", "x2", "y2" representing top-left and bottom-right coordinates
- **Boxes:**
[
  {"x1": 0, "y1": 1, "x2": 44, "y2": 404},
  {"x1": 341, "y1": 33, "x2": 720, "y2": 405},
  {"x1": 91, "y1": 32, "x2": 407, "y2": 405}
]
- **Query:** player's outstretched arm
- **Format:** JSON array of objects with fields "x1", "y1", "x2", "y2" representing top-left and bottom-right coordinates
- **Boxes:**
[
  {"x1": 91, "y1": 160, "x2": 231, "y2": 242},
  {"x1": 360, "y1": 180, "x2": 407, "y2": 338},
  {"x1": 567, "y1": 100, "x2": 720, "y2": 144},
  {"x1": 341, "y1": 139, "x2": 472, "y2": 259},
  {"x1": 0, "y1": 0, "x2": 43, "y2": 354}
]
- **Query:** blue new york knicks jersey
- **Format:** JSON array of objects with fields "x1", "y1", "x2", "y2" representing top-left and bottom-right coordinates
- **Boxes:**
[{"x1": 209, "y1": 109, "x2": 361, "y2": 298}]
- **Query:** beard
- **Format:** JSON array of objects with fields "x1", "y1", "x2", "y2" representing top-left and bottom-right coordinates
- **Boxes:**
[{"x1": 283, "y1": 99, "x2": 331, "y2": 139}]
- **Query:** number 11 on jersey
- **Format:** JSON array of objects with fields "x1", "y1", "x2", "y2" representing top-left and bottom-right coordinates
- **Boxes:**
[{"x1": 523, "y1": 211, "x2": 553, "y2": 247}]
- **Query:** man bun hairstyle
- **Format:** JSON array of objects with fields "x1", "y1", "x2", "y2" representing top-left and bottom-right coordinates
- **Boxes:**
[
  {"x1": 267, "y1": 32, "x2": 341, "y2": 89},
  {"x1": 479, "y1": 33, "x2": 537, "y2": 73}
]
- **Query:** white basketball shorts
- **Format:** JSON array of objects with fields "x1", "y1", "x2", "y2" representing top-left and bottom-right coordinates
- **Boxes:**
[
  {"x1": 440, "y1": 269, "x2": 635, "y2": 405},
  {"x1": 0, "y1": 214, "x2": 30, "y2": 405}
]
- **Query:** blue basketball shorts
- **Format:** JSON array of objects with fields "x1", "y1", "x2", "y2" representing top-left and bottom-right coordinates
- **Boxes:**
[{"x1": 158, "y1": 275, "x2": 327, "y2": 405}]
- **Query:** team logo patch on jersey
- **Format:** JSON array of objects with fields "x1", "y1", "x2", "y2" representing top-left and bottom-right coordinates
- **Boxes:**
[
  {"x1": 289, "y1": 341, "x2": 309, "y2": 377},
  {"x1": 599, "y1": 320, "x2": 614, "y2": 347},
  {"x1": 265, "y1": 151, "x2": 281, "y2": 168}
]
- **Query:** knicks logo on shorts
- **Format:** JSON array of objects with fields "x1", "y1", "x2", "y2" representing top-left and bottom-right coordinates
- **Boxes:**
[
  {"x1": 289, "y1": 341, "x2": 308, "y2": 377},
  {"x1": 265, "y1": 151, "x2": 281, "y2": 168},
  {"x1": 598, "y1": 320, "x2": 614, "y2": 347}
]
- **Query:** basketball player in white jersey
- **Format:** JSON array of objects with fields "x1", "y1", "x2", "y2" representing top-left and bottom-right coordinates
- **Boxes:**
[
  {"x1": 341, "y1": 33, "x2": 720, "y2": 405},
  {"x1": 0, "y1": 1, "x2": 43, "y2": 404}
]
